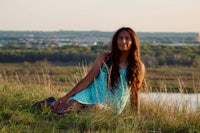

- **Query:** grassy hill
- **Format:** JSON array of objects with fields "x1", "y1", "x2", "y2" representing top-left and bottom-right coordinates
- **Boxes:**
[{"x1": 0, "y1": 62, "x2": 199, "y2": 132}]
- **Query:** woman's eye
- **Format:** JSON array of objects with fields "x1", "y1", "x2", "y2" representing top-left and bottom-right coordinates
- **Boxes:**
[
  {"x1": 125, "y1": 37, "x2": 129, "y2": 40},
  {"x1": 119, "y1": 36, "x2": 123, "y2": 40}
]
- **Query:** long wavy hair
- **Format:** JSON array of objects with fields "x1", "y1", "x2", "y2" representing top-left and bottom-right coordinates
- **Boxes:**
[{"x1": 105, "y1": 27, "x2": 142, "y2": 91}]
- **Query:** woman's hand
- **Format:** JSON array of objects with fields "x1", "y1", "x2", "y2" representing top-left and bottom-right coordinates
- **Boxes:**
[{"x1": 51, "y1": 96, "x2": 68, "y2": 110}]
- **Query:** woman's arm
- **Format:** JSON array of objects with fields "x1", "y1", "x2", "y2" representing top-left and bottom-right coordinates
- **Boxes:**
[
  {"x1": 130, "y1": 61, "x2": 145, "y2": 114},
  {"x1": 53, "y1": 53, "x2": 109, "y2": 108}
]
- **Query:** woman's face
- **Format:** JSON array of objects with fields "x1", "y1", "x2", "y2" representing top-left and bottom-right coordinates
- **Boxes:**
[{"x1": 117, "y1": 30, "x2": 132, "y2": 52}]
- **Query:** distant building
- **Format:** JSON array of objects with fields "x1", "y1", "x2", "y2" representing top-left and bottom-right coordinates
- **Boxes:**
[{"x1": 196, "y1": 33, "x2": 200, "y2": 43}]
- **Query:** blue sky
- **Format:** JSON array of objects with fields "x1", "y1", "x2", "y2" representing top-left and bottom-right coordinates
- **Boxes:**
[{"x1": 0, "y1": 0, "x2": 199, "y2": 32}]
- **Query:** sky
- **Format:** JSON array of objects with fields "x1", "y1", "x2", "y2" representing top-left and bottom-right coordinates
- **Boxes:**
[{"x1": 0, "y1": 0, "x2": 200, "y2": 32}]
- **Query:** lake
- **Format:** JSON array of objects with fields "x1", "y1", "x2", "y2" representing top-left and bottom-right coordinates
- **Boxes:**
[{"x1": 140, "y1": 92, "x2": 200, "y2": 112}]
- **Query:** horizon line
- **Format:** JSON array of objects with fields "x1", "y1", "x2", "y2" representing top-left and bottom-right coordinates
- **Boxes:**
[{"x1": 0, "y1": 29, "x2": 198, "y2": 33}]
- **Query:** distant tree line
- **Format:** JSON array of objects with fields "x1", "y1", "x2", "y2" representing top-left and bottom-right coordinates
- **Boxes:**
[
  {"x1": 0, "y1": 44, "x2": 108, "y2": 64},
  {"x1": 141, "y1": 44, "x2": 200, "y2": 67},
  {"x1": 0, "y1": 44, "x2": 200, "y2": 67}
]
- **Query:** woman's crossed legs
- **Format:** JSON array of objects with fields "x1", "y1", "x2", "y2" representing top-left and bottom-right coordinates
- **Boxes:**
[{"x1": 52, "y1": 100, "x2": 103, "y2": 114}]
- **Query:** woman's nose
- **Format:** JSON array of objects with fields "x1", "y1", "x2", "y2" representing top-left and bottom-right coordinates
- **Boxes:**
[{"x1": 122, "y1": 38, "x2": 126, "y2": 43}]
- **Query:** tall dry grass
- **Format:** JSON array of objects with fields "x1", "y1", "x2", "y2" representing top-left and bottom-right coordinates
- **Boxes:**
[{"x1": 0, "y1": 62, "x2": 199, "y2": 132}]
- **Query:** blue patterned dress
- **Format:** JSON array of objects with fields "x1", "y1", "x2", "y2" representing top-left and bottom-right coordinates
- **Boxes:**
[{"x1": 70, "y1": 64, "x2": 130, "y2": 114}]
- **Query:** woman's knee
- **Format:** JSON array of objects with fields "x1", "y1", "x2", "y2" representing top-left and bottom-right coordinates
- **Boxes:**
[{"x1": 68, "y1": 100, "x2": 79, "y2": 106}]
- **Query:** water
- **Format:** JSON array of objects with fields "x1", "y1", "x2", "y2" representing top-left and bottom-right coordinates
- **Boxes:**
[{"x1": 140, "y1": 92, "x2": 200, "y2": 112}]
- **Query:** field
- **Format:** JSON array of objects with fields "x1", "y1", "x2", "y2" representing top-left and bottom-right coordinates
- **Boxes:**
[
  {"x1": 146, "y1": 66, "x2": 200, "y2": 93},
  {"x1": 0, "y1": 62, "x2": 199, "y2": 133}
]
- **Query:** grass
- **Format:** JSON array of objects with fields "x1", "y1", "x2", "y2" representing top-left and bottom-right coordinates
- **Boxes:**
[
  {"x1": 146, "y1": 65, "x2": 200, "y2": 93},
  {"x1": 0, "y1": 62, "x2": 199, "y2": 132}
]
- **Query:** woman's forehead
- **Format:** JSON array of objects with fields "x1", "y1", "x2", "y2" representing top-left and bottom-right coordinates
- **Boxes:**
[{"x1": 118, "y1": 30, "x2": 131, "y2": 36}]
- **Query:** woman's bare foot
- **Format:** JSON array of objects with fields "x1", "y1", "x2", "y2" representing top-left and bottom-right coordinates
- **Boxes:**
[{"x1": 90, "y1": 104, "x2": 103, "y2": 110}]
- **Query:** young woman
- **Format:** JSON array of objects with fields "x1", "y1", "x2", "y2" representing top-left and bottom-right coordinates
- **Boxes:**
[{"x1": 51, "y1": 27, "x2": 145, "y2": 114}]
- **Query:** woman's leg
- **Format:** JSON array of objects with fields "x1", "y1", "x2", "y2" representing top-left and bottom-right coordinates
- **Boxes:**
[
  {"x1": 89, "y1": 104, "x2": 103, "y2": 110},
  {"x1": 55, "y1": 100, "x2": 83, "y2": 114},
  {"x1": 51, "y1": 101, "x2": 103, "y2": 114}
]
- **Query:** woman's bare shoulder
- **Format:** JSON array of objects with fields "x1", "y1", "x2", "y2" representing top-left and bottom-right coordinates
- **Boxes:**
[
  {"x1": 139, "y1": 60, "x2": 145, "y2": 74},
  {"x1": 98, "y1": 52, "x2": 110, "y2": 58},
  {"x1": 96, "y1": 52, "x2": 110, "y2": 62}
]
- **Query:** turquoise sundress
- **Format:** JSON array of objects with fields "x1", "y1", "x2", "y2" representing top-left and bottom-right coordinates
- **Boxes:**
[{"x1": 70, "y1": 64, "x2": 130, "y2": 114}]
